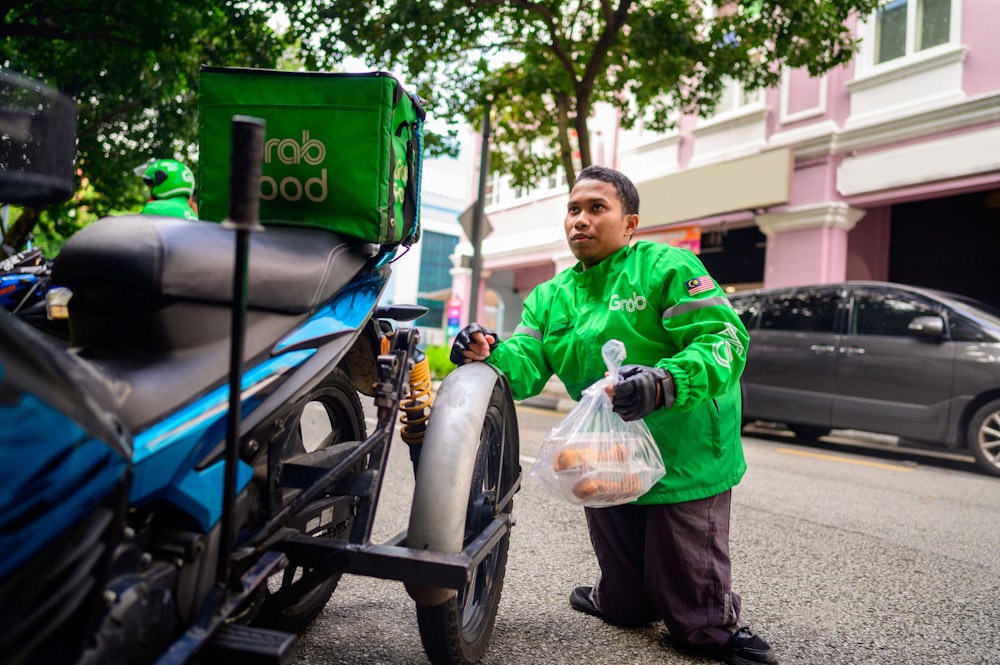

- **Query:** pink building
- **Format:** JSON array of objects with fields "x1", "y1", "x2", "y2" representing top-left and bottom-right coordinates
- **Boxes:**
[{"x1": 449, "y1": 0, "x2": 1000, "y2": 336}]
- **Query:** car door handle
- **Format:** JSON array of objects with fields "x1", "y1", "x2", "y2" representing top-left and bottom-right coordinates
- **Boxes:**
[
  {"x1": 809, "y1": 344, "x2": 836, "y2": 353},
  {"x1": 839, "y1": 346, "x2": 866, "y2": 356}
]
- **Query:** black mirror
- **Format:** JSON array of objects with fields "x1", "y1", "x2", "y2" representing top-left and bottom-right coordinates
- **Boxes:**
[
  {"x1": 0, "y1": 71, "x2": 76, "y2": 207},
  {"x1": 908, "y1": 315, "x2": 945, "y2": 339}
]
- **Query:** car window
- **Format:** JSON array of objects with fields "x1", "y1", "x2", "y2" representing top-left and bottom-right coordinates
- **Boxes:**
[
  {"x1": 729, "y1": 295, "x2": 759, "y2": 330},
  {"x1": 928, "y1": 290, "x2": 1000, "y2": 340},
  {"x1": 852, "y1": 291, "x2": 938, "y2": 337},
  {"x1": 946, "y1": 313, "x2": 998, "y2": 343},
  {"x1": 759, "y1": 291, "x2": 838, "y2": 332}
]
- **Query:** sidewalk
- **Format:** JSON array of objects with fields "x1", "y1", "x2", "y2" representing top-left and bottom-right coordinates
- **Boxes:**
[
  {"x1": 518, "y1": 394, "x2": 576, "y2": 412},
  {"x1": 516, "y1": 376, "x2": 575, "y2": 413}
]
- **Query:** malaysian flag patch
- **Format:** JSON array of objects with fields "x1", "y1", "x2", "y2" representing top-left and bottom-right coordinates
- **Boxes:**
[{"x1": 685, "y1": 276, "x2": 715, "y2": 295}]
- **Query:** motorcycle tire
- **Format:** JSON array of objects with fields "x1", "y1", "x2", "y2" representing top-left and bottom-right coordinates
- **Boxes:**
[
  {"x1": 254, "y1": 368, "x2": 367, "y2": 633},
  {"x1": 406, "y1": 363, "x2": 519, "y2": 665}
]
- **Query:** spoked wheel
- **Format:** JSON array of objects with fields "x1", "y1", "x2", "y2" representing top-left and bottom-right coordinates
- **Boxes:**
[
  {"x1": 968, "y1": 398, "x2": 1000, "y2": 478},
  {"x1": 254, "y1": 368, "x2": 367, "y2": 633},
  {"x1": 406, "y1": 363, "x2": 520, "y2": 665}
]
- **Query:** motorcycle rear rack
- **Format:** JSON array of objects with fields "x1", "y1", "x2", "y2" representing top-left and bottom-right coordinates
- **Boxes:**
[
  {"x1": 240, "y1": 328, "x2": 421, "y2": 553},
  {"x1": 279, "y1": 512, "x2": 512, "y2": 591},
  {"x1": 159, "y1": 327, "x2": 517, "y2": 664},
  {"x1": 240, "y1": 323, "x2": 517, "y2": 590}
]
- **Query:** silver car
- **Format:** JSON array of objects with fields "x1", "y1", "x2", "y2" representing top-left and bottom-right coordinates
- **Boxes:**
[{"x1": 729, "y1": 281, "x2": 1000, "y2": 477}]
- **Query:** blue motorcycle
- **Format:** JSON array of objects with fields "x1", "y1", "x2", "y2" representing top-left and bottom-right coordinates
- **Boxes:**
[
  {"x1": 0, "y1": 246, "x2": 64, "y2": 335},
  {"x1": 0, "y1": 247, "x2": 47, "y2": 311},
  {"x1": 0, "y1": 71, "x2": 520, "y2": 665}
]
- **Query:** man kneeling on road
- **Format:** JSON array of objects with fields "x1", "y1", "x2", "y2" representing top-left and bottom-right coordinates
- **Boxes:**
[{"x1": 451, "y1": 165, "x2": 777, "y2": 665}]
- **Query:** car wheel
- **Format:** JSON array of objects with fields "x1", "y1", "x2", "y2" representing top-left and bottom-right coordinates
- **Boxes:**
[
  {"x1": 788, "y1": 424, "x2": 831, "y2": 442},
  {"x1": 967, "y1": 399, "x2": 1000, "y2": 478}
]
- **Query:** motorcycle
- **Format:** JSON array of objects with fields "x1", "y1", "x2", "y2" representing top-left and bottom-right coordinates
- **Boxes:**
[
  {"x1": 0, "y1": 71, "x2": 520, "y2": 665},
  {"x1": 0, "y1": 247, "x2": 49, "y2": 308}
]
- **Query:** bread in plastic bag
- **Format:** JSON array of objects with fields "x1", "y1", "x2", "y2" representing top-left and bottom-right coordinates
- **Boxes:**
[{"x1": 529, "y1": 340, "x2": 666, "y2": 507}]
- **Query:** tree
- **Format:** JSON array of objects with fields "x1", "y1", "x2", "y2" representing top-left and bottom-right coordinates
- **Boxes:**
[
  {"x1": 2, "y1": 0, "x2": 289, "y2": 251},
  {"x1": 278, "y1": 0, "x2": 880, "y2": 188}
]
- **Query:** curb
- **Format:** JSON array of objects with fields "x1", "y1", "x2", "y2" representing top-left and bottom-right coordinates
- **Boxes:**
[{"x1": 518, "y1": 395, "x2": 576, "y2": 413}]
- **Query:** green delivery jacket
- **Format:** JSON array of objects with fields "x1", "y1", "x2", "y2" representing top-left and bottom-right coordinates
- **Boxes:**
[
  {"x1": 142, "y1": 197, "x2": 197, "y2": 220},
  {"x1": 488, "y1": 242, "x2": 750, "y2": 504}
]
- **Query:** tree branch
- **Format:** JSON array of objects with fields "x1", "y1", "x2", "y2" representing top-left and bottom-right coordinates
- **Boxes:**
[
  {"x1": 579, "y1": 0, "x2": 631, "y2": 95},
  {"x1": 496, "y1": 0, "x2": 579, "y2": 82},
  {"x1": 556, "y1": 91, "x2": 575, "y2": 186}
]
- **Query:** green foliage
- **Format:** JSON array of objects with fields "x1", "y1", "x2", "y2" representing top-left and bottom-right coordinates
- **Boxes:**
[
  {"x1": 2, "y1": 0, "x2": 883, "y2": 250},
  {"x1": 277, "y1": 0, "x2": 881, "y2": 189},
  {"x1": 2, "y1": 0, "x2": 291, "y2": 250},
  {"x1": 19, "y1": 205, "x2": 93, "y2": 257},
  {"x1": 424, "y1": 344, "x2": 457, "y2": 381}
]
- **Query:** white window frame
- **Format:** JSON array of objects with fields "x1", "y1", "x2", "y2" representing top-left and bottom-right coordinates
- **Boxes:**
[
  {"x1": 855, "y1": 0, "x2": 963, "y2": 78},
  {"x1": 484, "y1": 172, "x2": 501, "y2": 207},
  {"x1": 695, "y1": 2, "x2": 764, "y2": 124},
  {"x1": 845, "y1": 0, "x2": 966, "y2": 129},
  {"x1": 711, "y1": 78, "x2": 763, "y2": 118}
]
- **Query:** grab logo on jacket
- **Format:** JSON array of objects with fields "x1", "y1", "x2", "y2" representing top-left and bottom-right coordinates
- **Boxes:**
[
  {"x1": 713, "y1": 322, "x2": 746, "y2": 368},
  {"x1": 609, "y1": 292, "x2": 647, "y2": 312}
]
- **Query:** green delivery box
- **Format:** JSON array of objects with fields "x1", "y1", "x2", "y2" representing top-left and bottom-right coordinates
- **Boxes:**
[{"x1": 198, "y1": 67, "x2": 425, "y2": 246}]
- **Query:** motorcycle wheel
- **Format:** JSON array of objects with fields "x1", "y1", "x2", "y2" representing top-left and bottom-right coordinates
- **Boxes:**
[
  {"x1": 407, "y1": 364, "x2": 519, "y2": 665},
  {"x1": 254, "y1": 368, "x2": 367, "y2": 633}
]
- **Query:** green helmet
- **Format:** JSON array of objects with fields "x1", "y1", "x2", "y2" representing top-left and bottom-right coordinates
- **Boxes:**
[{"x1": 141, "y1": 159, "x2": 195, "y2": 199}]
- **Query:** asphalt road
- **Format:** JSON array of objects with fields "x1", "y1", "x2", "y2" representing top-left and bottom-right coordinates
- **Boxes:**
[{"x1": 290, "y1": 402, "x2": 1000, "y2": 665}]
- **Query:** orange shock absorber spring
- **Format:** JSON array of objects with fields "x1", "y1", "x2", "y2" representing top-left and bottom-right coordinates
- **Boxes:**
[
  {"x1": 382, "y1": 334, "x2": 434, "y2": 470},
  {"x1": 400, "y1": 350, "x2": 434, "y2": 471}
]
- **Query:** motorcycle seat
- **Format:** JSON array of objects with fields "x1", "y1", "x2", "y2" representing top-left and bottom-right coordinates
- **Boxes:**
[
  {"x1": 51, "y1": 214, "x2": 380, "y2": 431},
  {"x1": 52, "y1": 214, "x2": 377, "y2": 350},
  {"x1": 53, "y1": 214, "x2": 376, "y2": 315}
]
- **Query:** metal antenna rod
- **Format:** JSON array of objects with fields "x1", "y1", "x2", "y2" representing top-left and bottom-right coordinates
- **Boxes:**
[{"x1": 218, "y1": 115, "x2": 266, "y2": 586}]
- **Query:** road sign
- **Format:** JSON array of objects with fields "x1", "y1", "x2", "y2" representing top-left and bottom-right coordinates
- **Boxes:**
[{"x1": 459, "y1": 202, "x2": 493, "y2": 241}]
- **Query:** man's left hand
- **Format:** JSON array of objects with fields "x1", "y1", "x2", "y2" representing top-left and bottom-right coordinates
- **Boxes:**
[
  {"x1": 609, "y1": 365, "x2": 675, "y2": 421},
  {"x1": 450, "y1": 323, "x2": 499, "y2": 365}
]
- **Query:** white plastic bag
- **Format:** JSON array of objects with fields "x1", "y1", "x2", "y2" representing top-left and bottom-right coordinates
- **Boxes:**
[{"x1": 529, "y1": 340, "x2": 666, "y2": 507}]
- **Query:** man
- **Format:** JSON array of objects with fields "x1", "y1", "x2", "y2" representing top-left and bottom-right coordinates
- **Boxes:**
[
  {"x1": 139, "y1": 158, "x2": 198, "y2": 220},
  {"x1": 451, "y1": 165, "x2": 776, "y2": 665}
]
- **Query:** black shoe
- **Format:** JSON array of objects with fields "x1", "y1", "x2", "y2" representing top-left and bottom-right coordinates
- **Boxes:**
[
  {"x1": 569, "y1": 586, "x2": 603, "y2": 618},
  {"x1": 721, "y1": 626, "x2": 777, "y2": 665}
]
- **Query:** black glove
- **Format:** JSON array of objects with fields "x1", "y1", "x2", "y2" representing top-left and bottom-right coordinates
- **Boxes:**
[
  {"x1": 450, "y1": 323, "x2": 500, "y2": 365},
  {"x1": 611, "y1": 365, "x2": 675, "y2": 421}
]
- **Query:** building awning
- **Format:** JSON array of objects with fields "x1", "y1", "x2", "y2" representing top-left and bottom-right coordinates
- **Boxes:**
[
  {"x1": 417, "y1": 287, "x2": 453, "y2": 302},
  {"x1": 635, "y1": 148, "x2": 792, "y2": 229}
]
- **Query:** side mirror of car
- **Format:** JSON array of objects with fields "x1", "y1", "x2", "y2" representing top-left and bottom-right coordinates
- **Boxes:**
[{"x1": 908, "y1": 315, "x2": 945, "y2": 340}]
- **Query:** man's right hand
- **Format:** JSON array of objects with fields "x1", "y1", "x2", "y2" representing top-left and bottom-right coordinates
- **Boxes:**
[
  {"x1": 450, "y1": 323, "x2": 499, "y2": 364},
  {"x1": 610, "y1": 365, "x2": 675, "y2": 421}
]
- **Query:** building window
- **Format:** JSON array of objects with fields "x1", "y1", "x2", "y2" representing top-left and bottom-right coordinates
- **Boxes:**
[
  {"x1": 546, "y1": 170, "x2": 567, "y2": 190},
  {"x1": 714, "y1": 78, "x2": 762, "y2": 116},
  {"x1": 875, "y1": 0, "x2": 952, "y2": 65},
  {"x1": 417, "y1": 230, "x2": 460, "y2": 328},
  {"x1": 485, "y1": 173, "x2": 500, "y2": 206},
  {"x1": 702, "y1": 2, "x2": 763, "y2": 119}
]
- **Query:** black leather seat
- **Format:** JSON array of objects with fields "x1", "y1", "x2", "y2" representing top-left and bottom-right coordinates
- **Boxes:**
[
  {"x1": 50, "y1": 215, "x2": 378, "y2": 430},
  {"x1": 53, "y1": 215, "x2": 375, "y2": 316}
]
